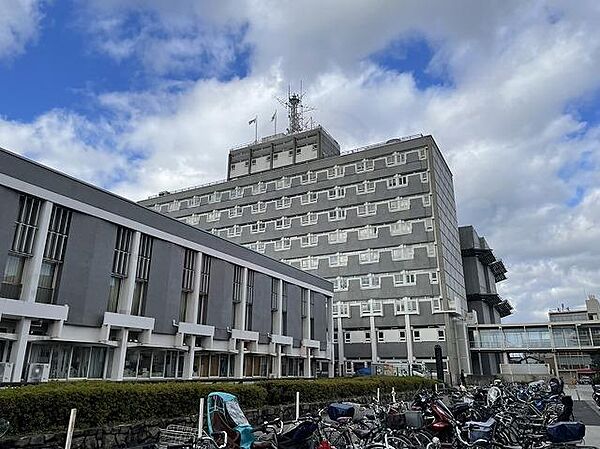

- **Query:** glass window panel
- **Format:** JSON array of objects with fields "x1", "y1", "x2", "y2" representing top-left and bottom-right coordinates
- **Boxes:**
[
  {"x1": 89, "y1": 347, "x2": 106, "y2": 378},
  {"x1": 123, "y1": 349, "x2": 139, "y2": 378},
  {"x1": 69, "y1": 346, "x2": 90, "y2": 378},
  {"x1": 152, "y1": 351, "x2": 166, "y2": 377}
]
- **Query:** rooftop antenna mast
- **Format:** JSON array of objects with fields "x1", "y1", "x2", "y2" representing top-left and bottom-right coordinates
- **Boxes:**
[{"x1": 277, "y1": 81, "x2": 316, "y2": 134}]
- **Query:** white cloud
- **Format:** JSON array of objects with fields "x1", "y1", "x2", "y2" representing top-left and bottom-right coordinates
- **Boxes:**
[
  {"x1": 2, "y1": 1, "x2": 600, "y2": 321},
  {"x1": 0, "y1": 0, "x2": 44, "y2": 60}
]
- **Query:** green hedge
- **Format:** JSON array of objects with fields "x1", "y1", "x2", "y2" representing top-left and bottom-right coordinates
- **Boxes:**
[{"x1": 0, "y1": 376, "x2": 433, "y2": 436}]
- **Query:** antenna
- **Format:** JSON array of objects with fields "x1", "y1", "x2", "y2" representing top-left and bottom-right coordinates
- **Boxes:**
[{"x1": 276, "y1": 81, "x2": 316, "y2": 134}]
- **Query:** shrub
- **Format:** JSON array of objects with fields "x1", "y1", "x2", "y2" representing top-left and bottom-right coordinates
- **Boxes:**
[{"x1": 0, "y1": 376, "x2": 432, "y2": 436}]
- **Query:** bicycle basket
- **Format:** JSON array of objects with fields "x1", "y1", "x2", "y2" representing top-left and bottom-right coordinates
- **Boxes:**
[
  {"x1": 404, "y1": 411, "x2": 425, "y2": 429},
  {"x1": 385, "y1": 411, "x2": 406, "y2": 430},
  {"x1": 546, "y1": 421, "x2": 585, "y2": 443}
]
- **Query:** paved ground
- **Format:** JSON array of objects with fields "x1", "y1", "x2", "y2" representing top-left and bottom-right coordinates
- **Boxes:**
[{"x1": 566, "y1": 385, "x2": 600, "y2": 445}]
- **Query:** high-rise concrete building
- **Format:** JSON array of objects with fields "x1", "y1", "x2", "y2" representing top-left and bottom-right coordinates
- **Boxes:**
[
  {"x1": 0, "y1": 147, "x2": 332, "y2": 383},
  {"x1": 139, "y1": 127, "x2": 471, "y2": 381}
]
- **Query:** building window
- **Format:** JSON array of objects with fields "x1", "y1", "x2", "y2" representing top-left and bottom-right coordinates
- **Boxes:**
[
  {"x1": 300, "y1": 257, "x2": 318, "y2": 270},
  {"x1": 360, "y1": 300, "x2": 383, "y2": 317},
  {"x1": 328, "y1": 186, "x2": 345, "y2": 200},
  {"x1": 364, "y1": 331, "x2": 371, "y2": 343},
  {"x1": 332, "y1": 301, "x2": 349, "y2": 318},
  {"x1": 420, "y1": 172, "x2": 429, "y2": 183},
  {"x1": 327, "y1": 166, "x2": 344, "y2": 179},
  {"x1": 251, "y1": 202, "x2": 266, "y2": 214},
  {"x1": 418, "y1": 148, "x2": 427, "y2": 160},
  {"x1": 208, "y1": 192, "x2": 222, "y2": 204},
  {"x1": 274, "y1": 238, "x2": 291, "y2": 251},
  {"x1": 301, "y1": 289, "x2": 308, "y2": 318},
  {"x1": 1, "y1": 255, "x2": 25, "y2": 299},
  {"x1": 301, "y1": 191, "x2": 318, "y2": 205},
  {"x1": 356, "y1": 181, "x2": 376, "y2": 195},
  {"x1": 229, "y1": 206, "x2": 242, "y2": 218},
  {"x1": 387, "y1": 175, "x2": 408, "y2": 189},
  {"x1": 229, "y1": 187, "x2": 243, "y2": 199},
  {"x1": 282, "y1": 283, "x2": 288, "y2": 335},
  {"x1": 11, "y1": 195, "x2": 42, "y2": 256},
  {"x1": 328, "y1": 253, "x2": 348, "y2": 267},
  {"x1": 393, "y1": 272, "x2": 417, "y2": 287},
  {"x1": 232, "y1": 265, "x2": 244, "y2": 304},
  {"x1": 228, "y1": 225, "x2": 241, "y2": 237},
  {"x1": 275, "y1": 217, "x2": 291, "y2": 230},
  {"x1": 390, "y1": 221, "x2": 412, "y2": 236},
  {"x1": 413, "y1": 330, "x2": 421, "y2": 342},
  {"x1": 301, "y1": 171, "x2": 317, "y2": 184},
  {"x1": 199, "y1": 255, "x2": 211, "y2": 296},
  {"x1": 276, "y1": 197, "x2": 291, "y2": 209},
  {"x1": 385, "y1": 152, "x2": 406, "y2": 166},
  {"x1": 424, "y1": 218, "x2": 434, "y2": 231},
  {"x1": 438, "y1": 329, "x2": 446, "y2": 341},
  {"x1": 328, "y1": 208, "x2": 346, "y2": 222},
  {"x1": 395, "y1": 297, "x2": 418, "y2": 315},
  {"x1": 328, "y1": 229, "x2": 347, "y2": 244},
  {"x1": 333, "y1": 277, "x2": 348, "y2": 292},
  {"x1": 333, "y1": 331, "x2": 338, "y2": 343},
  {"x1": 253, "y1": 182, "x2": 267, "y2": 195},
  {"x1": 358, "y1": 226, "x2": 377, "y2": 240},
  {"x1": 431, "y1": 298, "x2": 442, "y2": 312},
  {"x1": 250, "y1": 221, "x2": 265, "y2": 233},
  {"x1": 391, "y1": 246, "x2": 414, "y2": 261},
  {"x1": 429, "y1": 272, "x2": 439, "y2": 284},
  {"x1": 276, "y1": 177, "x2": 291, "y2": 189},
  {"x1": 107, "y1": 227, "x2": 133, "y2": 312},
  {"x1": 206, "y1": 210, "x2": 221, "y2": 222},
  {"x1": 357, "y1": 203, "x2": 376, "y2": 217},
  {"x1": 360, "y1": 274, "x2": 380, "y2": 290},
  {"x1": 271, "y1": 278, "x2": 279, "y2": 311},
  {"x1": 300, "y1": 212, "x2": 318, "y2": 226},
  {"x1": 389, "y1": 197, "x2": 410, "y2": 211},
  {"x1": 245, "y1": 271, "x2": 254, "y2": 331},
  {"x1": 300, "y1": 234, "x2": 318, "y2": 247},
  {"x1": 399, "y1": 330, "x2": 406, "y2": 342},
  {"x1": 422, "y1": 195, "x2": 431, "y2": 207},
  {"x1": 344, "y1": 332, "x2": 351, "y2": 344},
  {"x1": 131, "y1": 234, "x2": 153, "y2": 316},
  {"x1": 359, "y1": 249, "x2": 379, "y2": 264},
  {"x1": 355, "y1": 159, "x2": 374, "y2": 173}
]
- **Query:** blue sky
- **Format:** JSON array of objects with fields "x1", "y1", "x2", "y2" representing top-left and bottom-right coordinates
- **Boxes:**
[{"x1": 1, "y1": 0, "x2": 600, "y2": 322}]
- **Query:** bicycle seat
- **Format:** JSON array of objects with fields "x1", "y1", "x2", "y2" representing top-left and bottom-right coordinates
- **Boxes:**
[
  {"x1": 252, "y1": 441, "x2": 273, "y2": 449},
  {"x1": 336, "y1": 417, "x2": 352, "y2": 424}
]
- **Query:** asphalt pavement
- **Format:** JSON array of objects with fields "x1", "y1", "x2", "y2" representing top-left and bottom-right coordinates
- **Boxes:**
[{"x1": 565, "y1": 384, "x2": 600, "y2": 445}]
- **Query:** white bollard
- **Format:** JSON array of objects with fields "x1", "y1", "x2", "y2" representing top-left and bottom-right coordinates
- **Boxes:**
[
  {"x1": 376, "y1": 387, "x2": 380, "y2": 402},
  {"x1": 295, "y1": 391, "x2": 300, "y2": 421},
  {"x1": 198, "y1": 397, "x2": 204, "y2": 439},
  {"x1": 391, "y1": 387, "x2": 396, "y2": 404},
  {"x1": 64, "y1": 408, "x2": 77, "y2": 449}
]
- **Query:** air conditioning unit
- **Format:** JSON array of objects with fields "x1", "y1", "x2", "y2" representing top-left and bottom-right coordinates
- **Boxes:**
[
  {"x1": 27, "y1": 363, "x2": 50, "y2": 383},
  {"x1": 0, "y1": 362, "x2": 13, "y2": 382}
]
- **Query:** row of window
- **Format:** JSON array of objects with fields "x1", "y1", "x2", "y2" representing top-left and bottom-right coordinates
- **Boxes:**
[
  {"x1": 334, "y1": 327, "x2": 445, "y2": 344},
  {"x1": 326, "y1": 270, "x2": 439, "y2": 292},
  {"x1": 239, "y1": 218, "x2": 434, "y2": 254},
  {"x1": 178, "y1": 174, "x2": 430, "y2": 224},
  {"x1": 153, "y1": 147, "x2": 428, "y2": 212},
  {"x1": 282, "y1": 242, "x2": 435, "y2": 268},
  {"x1": 332, "y1": 296, "x2": 443, "y2": 318}
]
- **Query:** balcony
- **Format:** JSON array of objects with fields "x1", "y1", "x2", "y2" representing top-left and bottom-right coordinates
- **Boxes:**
[{"x1": 0, "y1": 297, "x2": 69, "y2": 321}]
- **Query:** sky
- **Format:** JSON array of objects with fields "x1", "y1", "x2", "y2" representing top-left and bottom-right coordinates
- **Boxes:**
[{"x1": 1, "y1": 0, "x2": 599, "y2": 322}]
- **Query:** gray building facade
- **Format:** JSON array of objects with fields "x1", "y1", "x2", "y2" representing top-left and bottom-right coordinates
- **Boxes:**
[
  {"x1": 139, "y1": 127, "x2": 471, "y2": 381},
  {"x1": 0, "y1": 147, "x2": 333, "y2": 383}
]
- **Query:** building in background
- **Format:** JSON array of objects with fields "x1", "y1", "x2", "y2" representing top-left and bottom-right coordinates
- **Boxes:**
[
  {"x1": 0, "y1": 147, "x2": 333, "y2": 383},
  {"x1": 139, "y1": 125, "x2": 471, "y2": 381},
  {"x1": 469, "y1": 295, "x2": 600, "y2": 380}
]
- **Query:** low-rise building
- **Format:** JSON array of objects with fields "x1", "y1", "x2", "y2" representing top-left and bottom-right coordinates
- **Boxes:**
[{"x1": 0, "y1": 147, "x2": 333, "y2": 383}]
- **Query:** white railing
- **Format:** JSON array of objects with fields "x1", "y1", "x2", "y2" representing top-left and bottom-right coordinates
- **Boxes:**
[
  {"x1": 340, "y1": 133, "x2": 423, "y2": 156},
  {"x1": 145, "y1": 177, "x2": 228, "y2": 200}
]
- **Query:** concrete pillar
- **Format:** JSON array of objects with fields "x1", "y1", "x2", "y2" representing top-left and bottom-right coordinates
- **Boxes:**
[
  {"x1": 405, "y1": 314, "x2": 413, "y2": 375},
  {"x1": 9, "y1": 319, "x2": 31, "y2": 382},
  {"x1": 182, "y1": 252, "x2": 203, "y2": 380},
  {"x1": 110, "y1": 329, "x2": 129, "y2": 380},
  {"x1": 303, "y1": 290, "x2": 312, "y2": 378},
  {"x1": 119, "y1": 231, "x2": 141, "y2": 314},
  {"x1": 20, "y1": 200, "x2": 53, "y2": 302},
  {"x1": 370, "y1": 315, "x2": 378, "y2": 364},
  {"x1": 233, "y1": 268, "x2": 248, "y2": 378},
  {"x1": 328, "y1": 296, "x2": 334, "y2": 378},
  {"x1": 337, "y1": 316, "x2": 345, "y2": 375},
  {"x1": 272, "y1": 279, "x2": 284, "y2": 378}
]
